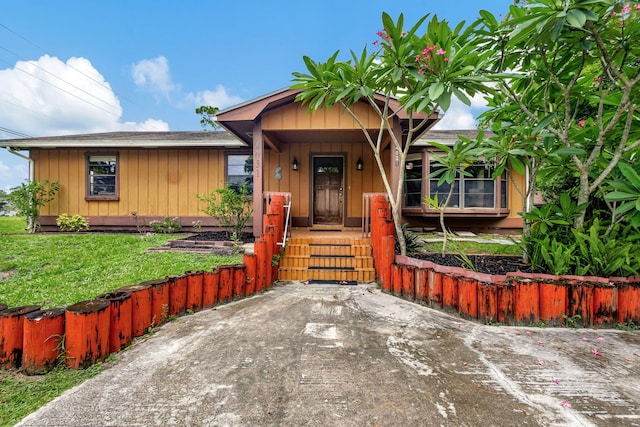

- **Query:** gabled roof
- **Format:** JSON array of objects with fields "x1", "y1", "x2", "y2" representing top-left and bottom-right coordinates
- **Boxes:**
[
  {"x1": 0, "y1": 131, "x2": 244, "y2": 149},
  {"x1": 215, "y1": 88, "x2": 440, "y2": 146}
]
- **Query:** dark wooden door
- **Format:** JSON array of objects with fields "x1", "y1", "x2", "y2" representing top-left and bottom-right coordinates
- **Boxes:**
[{"x1": 313, "y1": 157, "x2": 343, "y2": 224}]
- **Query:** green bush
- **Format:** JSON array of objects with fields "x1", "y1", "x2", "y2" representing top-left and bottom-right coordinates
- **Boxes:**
[
  {"x1": 8, "y1": 180, "x2": 60, "y2": 233},
  {"x1": 149, "y1": 216, "x2": 182, "y2": 233},
  {"x1": 198, "y1": 182, "x2": 253, "y2": 242},
  {"x1": 56, "y1": 214, "x2": 90, "y2": 232}
]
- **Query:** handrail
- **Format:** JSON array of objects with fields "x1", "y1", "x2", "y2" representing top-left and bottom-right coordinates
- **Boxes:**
[
  {"x1": 362, "y1": 192, "x2": 388, "y2": 237},
  {"x1": 278, "y1": 200, "x2": 292, "y2": 249}
]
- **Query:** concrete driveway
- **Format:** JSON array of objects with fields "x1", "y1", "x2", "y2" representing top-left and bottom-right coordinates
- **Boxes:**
[{"x1": 17, "y1": 282, "x2": 640, "y2": 426}]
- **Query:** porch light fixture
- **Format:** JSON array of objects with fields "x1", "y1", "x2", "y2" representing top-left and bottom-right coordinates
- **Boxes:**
[
  {"x1": 356, "y1": 157, "x2": 363, "y2": 171},
  {"x1": 292, "y1": 157, "x2": 299, "y2": 171}
]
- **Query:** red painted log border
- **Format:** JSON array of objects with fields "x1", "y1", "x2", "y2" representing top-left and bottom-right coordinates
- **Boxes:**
[
  {"x1": 392, "y1": 255, "x2": 640, "y2": 328},
  {"x1": 1, "y1": 197, "x2": 288, "y2": 374}
]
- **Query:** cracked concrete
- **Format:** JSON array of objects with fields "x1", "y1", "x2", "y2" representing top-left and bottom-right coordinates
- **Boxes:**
[{"x1": 17, "y1": 282, "x2": 640, "y2": 426}]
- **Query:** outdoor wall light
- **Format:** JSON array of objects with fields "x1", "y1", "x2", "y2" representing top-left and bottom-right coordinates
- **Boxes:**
[
  {"x1": 356, "y1": 157, "x2": 363, "y2": 171},
  {"x1": 292, "y1": 157, "x2": 299, "y2": 171}
]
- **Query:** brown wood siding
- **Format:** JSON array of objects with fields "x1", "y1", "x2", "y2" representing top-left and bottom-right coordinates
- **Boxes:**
[
  {"x1": 262, "y1": 102, "x2": 380, "y2": 130},
  {"x1": 33, "y1": 148, "x2": 226, "y2": 219},
  {"x1": 263, "y1": 142, "x2": 388, "y2": 220},
  {"x1": 507, "y1": 171, "x2": 526, "y2": 219}
]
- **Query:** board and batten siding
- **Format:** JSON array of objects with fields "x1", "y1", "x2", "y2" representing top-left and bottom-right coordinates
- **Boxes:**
[{"x1": 32, "y1": 148, "x2": 226, "y2": 219}]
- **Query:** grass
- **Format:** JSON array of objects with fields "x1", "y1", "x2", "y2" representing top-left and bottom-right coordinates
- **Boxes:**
[
  {"x1": 0, "y1": 216, "x2": 27, "y2": 234},
  {"x1": 1, "y1": 232, "x2": 241, "y2": 308},
  {"x1": 0, "y1": 219, "x2": 244, "y2": 426},
  {"x1": 419, "y1": 233, "x2": 522, "y2": 256}
]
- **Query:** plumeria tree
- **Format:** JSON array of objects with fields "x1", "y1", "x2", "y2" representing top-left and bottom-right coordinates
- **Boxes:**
[
  {"x1": 477, "y1": 0, "x2": 640, "y2": 230},
  {"x1": 292, "y1": 13, "x2": 492, "y2": 255}
]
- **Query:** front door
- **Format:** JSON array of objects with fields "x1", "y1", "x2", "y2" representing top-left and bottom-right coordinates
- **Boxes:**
[{"x1": 313, "y1": 156, "x2": 344, "y2": 225}]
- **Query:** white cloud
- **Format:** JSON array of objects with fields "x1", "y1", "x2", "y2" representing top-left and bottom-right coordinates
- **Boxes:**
[
  {"x1": 185, "y1": 85, "x2": 244, "y2": 109},
  {"x1": 0, "y1": 55, "x2": 169, "y2": 137},
  {"x1": 433, "y1": 95, "x2": 489, "y2": 130},
  {"x1": 132, "y1": 57, "x2": 243, "y2": 110},
  {"x1": 0, "y1": 157, "x2": 28, "y2": 192},
  {"x1": 132, "y1": 56, "x2": 177, "y2": 99}
]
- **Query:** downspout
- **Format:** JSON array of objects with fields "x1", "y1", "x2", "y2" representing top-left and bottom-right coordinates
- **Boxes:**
[{"x1": 5, "y1": 147, "x2": 33, "y2": 182}]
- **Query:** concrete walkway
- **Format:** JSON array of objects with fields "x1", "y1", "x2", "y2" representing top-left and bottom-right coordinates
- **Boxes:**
[{"x1": 18, "y1": 283, "x2": 640, "y2": 426}]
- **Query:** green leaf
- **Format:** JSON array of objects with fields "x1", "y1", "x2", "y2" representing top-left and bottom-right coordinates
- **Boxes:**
[
  {"x1": 618, "y1": 162, "x2": 640, "y2": 190},
  {"x1": 429, "y1": 82, "x2": 445, "y2": 101},
  {"x1": 566, "y1": 9, "x2": 587, "y2": 28}
]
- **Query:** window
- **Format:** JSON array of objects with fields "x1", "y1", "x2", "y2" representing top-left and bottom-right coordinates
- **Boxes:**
[
  {"x1": 227, "y1": 154, "x2": 253, "y2": 194},
  {"x1": 428, "y1": 161, "x2": 506, "y2": 209},
  {"x1": 87, "y1": 154, "x2": 117, "y2": 198},
  {"x1": 403, "y1": 155, "x2": 423, "y2": 208}
]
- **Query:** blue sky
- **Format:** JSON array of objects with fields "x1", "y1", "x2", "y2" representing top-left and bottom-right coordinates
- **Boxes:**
[{"x1": 0, "y1": 0, "x2": 513, "y2": 192}]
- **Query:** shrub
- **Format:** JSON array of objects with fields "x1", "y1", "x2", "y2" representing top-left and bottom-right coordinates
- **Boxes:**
[
  {"x1": 56, "y1": 214, "x2": 90, "y2": 232},
  {"x1": 149, "y1": 216, "x2": 182, "y2": 233},
  {"x1": 198, "y1": 182, "x2": 253, "y2": 242},
  {"x1": 8, "y1": 180, "x2": 60, "y2": 233}
]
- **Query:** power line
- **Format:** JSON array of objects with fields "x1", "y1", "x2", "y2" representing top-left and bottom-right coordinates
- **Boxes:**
[
  {"x1": 0, "y1": 126, "x2": 32, "y2": 138},
  {"x1": 0, "y1": 23, "x2": 167, "y2": 132}
]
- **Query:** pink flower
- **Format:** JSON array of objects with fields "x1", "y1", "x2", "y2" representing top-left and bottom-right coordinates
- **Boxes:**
[
  {"x1": 582, "y1": 336, "x2": 588, "y2": 341},
  {"x1": 401, "y1": 31, "x2": 407, "y2": 37},
  {"x1": 444, "y1": 57, "x2": 450, "y2": 62},
  {"x1": 537, "y1": 360, "x2": 544, "y2": 365},
  {"x1": 552, "y1": 377, "x2": 560, "y2": 384},
  {"x1": 418, "y1": 68, "x2": 424, "y2": 74},
  {"x1": 526, "y1": 331, "x2": 532, "y2": 335},
  {"x1": 635, "y1": 4, "x2": 640, "y2": 11},
  {"x1": 622, "y1": 6, "x2": 631, "y2": 13},
  {"x1": 592, "y1": 348, "x2": 601, "y2": 356},
  {"x1": 578, "y1": 119, "x2": 587, "y2": 127},
  {"x1": 416, "y1": 55, "x2": 421, "y2": 61},
  {"x1": 561, "y1": 401, "x2": 572, "y2": 408},
  {"x1": 597, "y1": 336, "x2": 604, "y2": 341},
  {"x1": 373, "y1": 40, "x2": 379, "y2": 46},
  {"x1": 437, "y1": 48, "x2": 446, "y2": 55},
  {"x1": 608, "y1": 281, "x2": 615, "y2": 286},
  {"x1": 537, "y1": 340, "x2": 544, "y2": 345},
  {"x1": 377, "y1": 30, "x2": 385, "y2": 37}
]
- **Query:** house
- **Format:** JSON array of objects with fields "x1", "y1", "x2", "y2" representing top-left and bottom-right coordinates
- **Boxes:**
[{"x1": 1, "y1": 88, "x2": 525, "y2": 234}]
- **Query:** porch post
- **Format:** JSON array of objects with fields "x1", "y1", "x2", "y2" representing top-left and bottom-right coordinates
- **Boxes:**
[{"x1": 253, "y1": 118, "x2": 264, "y2": 238}]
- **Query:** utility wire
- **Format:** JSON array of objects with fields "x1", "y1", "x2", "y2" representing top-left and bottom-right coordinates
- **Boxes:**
[{"x1": 0, "y1": 126, "x2": 32, "y2": 138}]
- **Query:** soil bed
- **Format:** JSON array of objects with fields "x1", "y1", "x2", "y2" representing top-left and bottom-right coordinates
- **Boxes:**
[
  {"x1": 412, "y1": 252, "x2": 532, "y2": 276},
  {"x1": 177, "y1": 231, "x2": 255, "y2": 243}
]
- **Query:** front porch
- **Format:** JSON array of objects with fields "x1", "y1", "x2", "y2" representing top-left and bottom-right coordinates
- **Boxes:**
[{"x1": 277, "y1": 227, "x2": 375, "y2": 283}]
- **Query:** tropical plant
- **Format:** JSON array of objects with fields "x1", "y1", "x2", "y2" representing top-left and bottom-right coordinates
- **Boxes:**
[
  {"x1": 198, "y1": 181, "x2": 253, "y2": 242},
  {"x1": 425, "y1": 135, "x2": 480, "y2": 254},
  {"x1": 292, "y1": 12, "x2": 492, "y2": 255},
  {"x1": 8, "y1": 180, "x2": 60, "y2": 233}
]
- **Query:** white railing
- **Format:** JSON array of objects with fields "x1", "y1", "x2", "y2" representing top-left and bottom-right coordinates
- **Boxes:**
[{"x1": 263, "y1": 192, "x2": 292, "y2": 249}]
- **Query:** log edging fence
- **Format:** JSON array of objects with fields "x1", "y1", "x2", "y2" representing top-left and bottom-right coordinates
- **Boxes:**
[
  {"x1": 368, "y1": 195, "x2": 640, "y2": 328},
  {"x1": 0, "y1": 195, "x2": 287, "y2": 374}
]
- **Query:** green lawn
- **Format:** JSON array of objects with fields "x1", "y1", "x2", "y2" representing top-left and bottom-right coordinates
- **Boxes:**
[
  {"x1": 0, "y1": 216, "x2": 27, "y2": 234},
  {"x1": 0, "y1": 227, "x2": 243, "y2": 427}
]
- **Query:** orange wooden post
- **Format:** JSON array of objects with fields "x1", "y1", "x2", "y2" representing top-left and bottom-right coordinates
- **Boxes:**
[
  {"x1": 254, "y1": 239, "x2": 268, "y2": 292},
  {"x1": 168, "y1": 274, "x2": 188, "y2": 317},
  {"x1": 150, "y1": 278, "x2": 170, "y2": 326},
  {"x1": 186, "y1": 271, "x2": 204, "y2": 312},
  {"x1": 441, "y1": 272, "x2": 459, "y2": 313},
  {"x1": 513, "y1": 280, "x2": 540, "y2": 325},
  {"x1": 65, "y1": 300, "x2": 111, "y2": 370},
  {"x1": 593, "y1": 283, "x2": 616, "y2": 327},
  {"x1": 617, "y1": 279, "x2": 640, "y2": 325},
  {"x1": 96, "y1": 291, "x2": 133, "y2": 353},
  {"x1": 538, "y1": 280, "x2": 567, "y2": 326},
  {"x1": 429, "y1": 270, "x2": 443, "y2": 308},
  {"x1": 233, "y1": 265, "x2": 247, "y2": 298},
  {"x1": 22, "y1": 308, "x2": 65, "y2": 375},
  {"x1": 243, "y1": 254, "x2": 257, "y2": 296},
  {"x1": 415, "y1": 269, "x2": 428, "y2": 303},
  {"x1": 401, "y1": 265, "x2": 416, "y2": 300},
  {"x1": 218, "y1": 266, "x2": 234, "y2": 302},
  {"x1": 202, "y1": 270, "x2": 220, "y2": 307},
  {"x1": 477, "y1": 282, "x2": 498, "y2": 324},
  {"x1": 0, "y1": 305, "x2": 40, "y2": 369},
  {"x1": 381, "y1": 235, "x2": 395, "y2": 291},
  {"x1": 392, "y1": 264, "x2": 402, "y2": 295},
  {"x1": 497, "y1": 283, "x2": 515, "y2": 325},
  {"x1": 116, "y1": 281, "x2": 155, "y2": 337},
  {"x1": 567, "y1": 278, "x2": 595, "y2": 327},
  {"x1": 264, "y1": 227, "x2": 275, "y2": 287},
  {"x1": 458, "y1": 276, "x2": 478, "y2": 320},
  {"x1": 269, "y1": 194, "x2": 285, "y2": 245}
]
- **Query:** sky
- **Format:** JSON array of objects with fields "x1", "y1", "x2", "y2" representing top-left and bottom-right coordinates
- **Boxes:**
[{"x1": 0, "y1": 0, "x2": 514, "y2": 192}]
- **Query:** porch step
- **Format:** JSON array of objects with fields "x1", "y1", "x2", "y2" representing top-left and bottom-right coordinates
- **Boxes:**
[{"x1": 278, "y1": 236, "x2": 375, "y2": 283}]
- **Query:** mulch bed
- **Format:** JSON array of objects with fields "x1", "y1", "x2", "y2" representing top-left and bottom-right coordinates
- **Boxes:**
[
  {"x1": 178, "y1": 231, "x2": 255, "y2": 243},
  {"x1": 412, "y1": 252, "x2": 533, "y2": 276}
]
